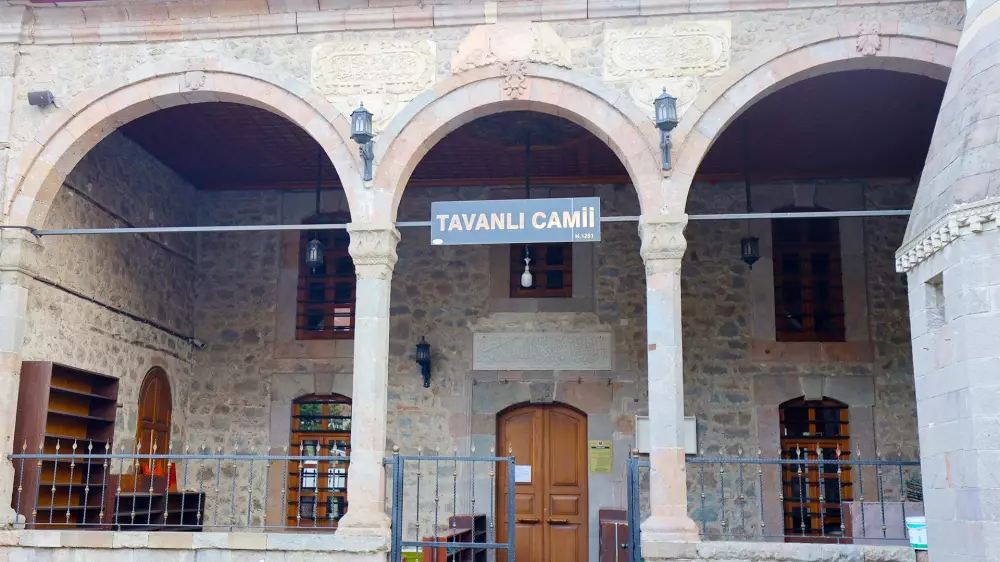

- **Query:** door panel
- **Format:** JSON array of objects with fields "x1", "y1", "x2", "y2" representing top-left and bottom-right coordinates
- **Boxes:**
[
  {"x1": 498, "y1": 404, "x2": 588, "y2": 562},
  {"x1": 136, "y1": 368, "x2": 171, "y2": 476},
  {"x1": 544, "y1": 407, "x2": 587, "y2": 562}
]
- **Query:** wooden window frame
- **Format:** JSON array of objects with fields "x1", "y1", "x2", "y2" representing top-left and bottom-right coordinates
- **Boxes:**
[
  {"x1": 509, "y1": 243, "x2": 574, "y2": 298},
  {"x1": 772, "y1": 209, "x2": 846, "y2": 343},
  {"x1": 296, "y1": 213, "x2": 355, "y2": 340},
  {"x1": 779, "y1": 398, "x2": 852, "y2": 540},
  {"x1": 287, "y1": 394, "x2": 352, "y2": 528}
]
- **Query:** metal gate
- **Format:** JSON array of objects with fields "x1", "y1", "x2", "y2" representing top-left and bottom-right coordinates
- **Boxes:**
[
  {"x1": 625, "y1": 454, "x2": 649, "y2": 562},
  {"x1": 387, "y1": 449, "x2": 516, "y2": 562}
]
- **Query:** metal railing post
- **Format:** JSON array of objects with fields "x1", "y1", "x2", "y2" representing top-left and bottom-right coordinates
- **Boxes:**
[{"x1": 507, "y1": 456, "x2": 516, "y2": 562}]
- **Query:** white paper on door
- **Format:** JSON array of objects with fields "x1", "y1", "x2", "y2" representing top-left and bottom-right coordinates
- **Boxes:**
[{"x1": 514, "y1": 464, "x2": 531, "y2": 483}]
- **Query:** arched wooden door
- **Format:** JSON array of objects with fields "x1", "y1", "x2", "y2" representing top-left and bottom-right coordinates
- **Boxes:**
[
  {"x1": 497, "y1": 403, "x2": 588, "y2": 562},
  {"x1": 136, "y1": 367, "x2": 172, "y2": 475}
]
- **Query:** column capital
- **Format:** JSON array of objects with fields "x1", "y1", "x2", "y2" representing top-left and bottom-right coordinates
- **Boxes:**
[
  {"x1": 638, "y1": 216, "x2": 687, "y2": 274},
  {"x1": 0, "y1": 228, "x2": 42, "y2": 286},
  {"x1": 347, "y1": 223, "x2": 400, "y2": 281}
]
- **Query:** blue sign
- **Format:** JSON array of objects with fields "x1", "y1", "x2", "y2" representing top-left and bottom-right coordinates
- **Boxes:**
[{"x1": 430, "y1": 197, "x2": 601, "y2": 246}]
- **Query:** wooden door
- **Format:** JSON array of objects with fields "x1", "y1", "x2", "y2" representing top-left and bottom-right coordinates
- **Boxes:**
[
  {"x1": 136, "y1": 367, "x2": 172, "y2": 476},
  {"x1": 497, "y1": 404, "x2": 588, "y2": 562}
]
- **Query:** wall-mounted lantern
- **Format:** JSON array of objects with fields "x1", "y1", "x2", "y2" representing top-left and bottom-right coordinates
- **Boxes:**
[
  {"x1": 740, "y1": 236, "x2": 760, "y2": 269},
  {"x1": 351, "y1": 103, "x2": 375, "y2": 182},
  {"x1": 654, "y1": 88, "x2": 679, "y2": 171},
  {"x1": 414, "y1": 336, "x2": 432, "y2": 388}
]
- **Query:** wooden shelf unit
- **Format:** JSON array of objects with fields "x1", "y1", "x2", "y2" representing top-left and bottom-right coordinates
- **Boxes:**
[
  {"x1": 109, "y1": 474, "x2": 205, "y2": 531},
  {"x1": 12, "y1": 361, "x2": 119, "y2": 529},
  {"x1": 421, "y1": 514, "x2": 488, "y2": 562}
]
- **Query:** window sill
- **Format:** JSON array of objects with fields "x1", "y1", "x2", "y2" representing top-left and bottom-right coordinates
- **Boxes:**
[
  {"x1": 750, "y1": 341, "x2": 873, "y2": 363},
  {"x1": 273, "y1": 340, "x2": 354, "y2": 359}
]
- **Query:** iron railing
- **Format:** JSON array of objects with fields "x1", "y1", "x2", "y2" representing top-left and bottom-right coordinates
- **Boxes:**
[
  {"x1": 8, "y1": 439, "x2": 350, "y2": 531},
  {"x1": 626, "y1": 451, "x2": 921, "y2": 561},
  {"x1": 386, "y1": 446, "x2": 516, "y2": 562}
]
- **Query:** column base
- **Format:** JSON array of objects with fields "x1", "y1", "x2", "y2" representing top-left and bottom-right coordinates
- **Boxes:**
[
  {"x1": 641, "y1": 514, "x2": 701, "y2": 559},
  {"x1": 336, "y1": 509, "x2": 391, "y2": 544}
]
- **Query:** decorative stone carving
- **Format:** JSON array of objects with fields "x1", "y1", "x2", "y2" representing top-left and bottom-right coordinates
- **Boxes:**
[
  {"x1": 856, "y1": 22, "x2": 882, "y2": 56},
  {"x1": 896, "y1": 198, "x2": 1000, "y2": 272},
  {"x1": 311, "y1": 40, "x2": 436, "y2": 133},
  {"x1": 451, "y1": 22, "x2": 571, "y2": 74},
  {"x1": 347, "y1": 225, "x2": 400, "y2": 280},
  {"x1": 639, "y1": 219, "x2": 686, "y2": 275},
  {"x1": 603, "y1": 22, "x2": 731, "y2": 81},
  {"x1": 473, "y1": 332, "x2": 613, "y2": 371},
  {"x1": 499, "y1": 60, "x2": 528, "y2": 100},
  {"x1": 183, "y1": 71, "x2": 206, "y2": 91},
  {"x1": 604, "y1": 22, "x2": 730, "y2": 118}
]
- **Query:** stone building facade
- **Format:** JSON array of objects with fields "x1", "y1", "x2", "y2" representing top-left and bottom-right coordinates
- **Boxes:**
[{"x1": 0, "y1": 0, "x2": 992, "y2": 560}]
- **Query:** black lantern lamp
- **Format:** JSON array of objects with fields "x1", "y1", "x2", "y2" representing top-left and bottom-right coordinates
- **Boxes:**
[
  {"x1": 306, "y1": 149, "x2": 326, "y2": 272},
  {"x1": 351, "y1": 103, "x2": 375, "y2": 182},
  {"x1": 305, "y1": 237, "x2": 324, "y2": 270},
  {"x1": 738, "y1": 133, "x2": 760, "y2": 269},
  {"x1": 740, "y1": 236, "x2": 760, "y2": 268},
  {"x1": 414, "y1": 337, "x2": 432, "y2": 388},
  {"x1": 654, "y1": 88, "x2": 679, "y2": 170}
]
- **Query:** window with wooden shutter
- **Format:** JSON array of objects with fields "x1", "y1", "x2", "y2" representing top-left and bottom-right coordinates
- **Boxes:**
[
  {"x1": 287, "y1": 394, "x2": 351, "y2": 528},
  {"x1": 509, "y1": 243, "x2": 573, "y2": 298},
  {"x1": 296, "y1": 213, "x2": 355, "y2": 340},
  {"x1": 779, "y1": 398, "x2": 852, "y2": 540},
  {"x1": 772, "y1": 212, "x2": 845, "y2": 342}
]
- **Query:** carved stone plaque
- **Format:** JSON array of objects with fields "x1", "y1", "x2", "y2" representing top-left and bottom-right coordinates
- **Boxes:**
[
  {"x1": 310, "y1": 39, "x2": 436, "y2": 133},
  {"x1": 451, "y1": 22, "x2": 571, "y2": 74},
  {"x1": 603, "y1": 21, "x2": 732, "y2": 80},
  {"x1": 473, "y1": 332, "x2": 613, "y2": 371},
  {"x1": 603, "y1": 22, "x2": 730, "y2": 119}
]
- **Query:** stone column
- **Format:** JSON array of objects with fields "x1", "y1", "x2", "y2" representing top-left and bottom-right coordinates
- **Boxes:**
[
  {"x1": 897, "y1": 0, "x2": 1000, "y2": 559},
  {"x1": 637, "y1": 217, "x2": 700, "y2": 557},
  {"x1": 336, "y1": 224, "x2": 399, "y2": 541},
  {"x1": 0, "y1": 229, "x2": 39, "y2": 528}
]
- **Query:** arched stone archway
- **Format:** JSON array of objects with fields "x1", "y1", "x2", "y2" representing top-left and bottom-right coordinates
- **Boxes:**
[
  {"x1": 370, "y1": 64, "x2": 663, "y2": 221},
  {"x1": 5, "y1": 59, "x2": 366, "y2": 227},
  {"x1": 664, "y1": 21, "x2": 959, "y2": 216}
]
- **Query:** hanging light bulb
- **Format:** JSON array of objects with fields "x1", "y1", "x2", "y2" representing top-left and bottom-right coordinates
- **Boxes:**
[{"x1": 520, "y1": 246, "x2": 533, "y2": 288}]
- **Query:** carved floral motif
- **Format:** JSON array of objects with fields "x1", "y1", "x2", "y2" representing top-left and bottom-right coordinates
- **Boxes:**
[
  {"x1": 639, "y1": 220, "x2": 687, "y2": 275},
  {"x1": 856, "y1": 22, "x2": 882, "y2": 56},
  {"x1": 451, "y1": 23, "x2": 571, "y2": 74},
  {"x1": 603, "y1": 22, "x2": 732, "y2": 81},
  {"x1": 183, "y1": 71, "x2": 206, "y2": 91},
  {"x1": 347, "y1": 226, "x2": 401, "y2": 280},
  {"x1": 311, "y1": 40, "x2": 436, "y2": 133},
  {"x1": 473, "y1": 332, "x2": 613, "y2": 371},
  {"x1": 499, "y1": 60, "x2": 529, "y2": 100}
]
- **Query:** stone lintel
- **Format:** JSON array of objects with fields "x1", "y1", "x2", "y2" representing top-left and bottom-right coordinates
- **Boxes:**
[{"x1": 472, "y1": 332, "x2": 613, "y2": 371}]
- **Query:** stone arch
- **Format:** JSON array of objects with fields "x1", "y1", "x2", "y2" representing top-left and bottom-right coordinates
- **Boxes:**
[
  {"x1": 666, "y1": 21, "x2": 960, "y2": 215},
  {"x1": 371, "y1": 64, "x2": 663, "y2": 221},
  {"x1": 6, "y1": 59, "x2": 365, "y2": 227}
]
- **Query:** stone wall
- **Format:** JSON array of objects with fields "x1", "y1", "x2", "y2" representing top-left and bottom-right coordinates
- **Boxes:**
[
  {"x1": 20, "y1": 130, "x2": 198, "y2": 455},
  {"x1": 4, "y1": 1, "x2": 964, "y2": 214},
  {"x1": 180, "y1": 177, "x2": 918, "y2": 549}
]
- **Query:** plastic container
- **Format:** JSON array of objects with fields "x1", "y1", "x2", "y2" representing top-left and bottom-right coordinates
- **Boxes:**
[{"x1": 906, "y1": 516, "x2": 927, "y2": 550}]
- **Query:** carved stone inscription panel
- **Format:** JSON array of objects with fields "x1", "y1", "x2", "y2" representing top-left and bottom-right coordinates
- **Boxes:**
[
  {"x1": 310, "y1": 39, "x2": 436, "y2": 133},
  {"x1": 473, "y1": 332, "x2": 613, "y2": 371},
  {"x1": 603, "y1": 21, "x2": 732, "y2": 118}
]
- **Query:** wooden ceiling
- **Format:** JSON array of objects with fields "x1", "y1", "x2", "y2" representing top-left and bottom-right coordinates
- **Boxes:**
[{"x1": 118, "y1": 69, "x2": 945, "y2": 191}]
